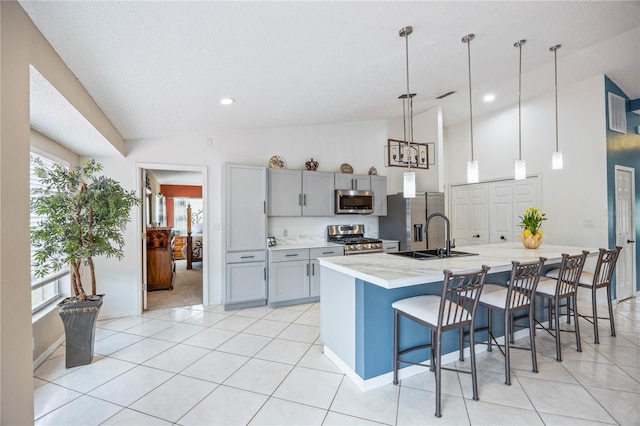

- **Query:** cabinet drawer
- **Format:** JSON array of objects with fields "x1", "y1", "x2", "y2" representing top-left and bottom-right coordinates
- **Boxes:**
[
  {"x1": 269, "y1": 248, "x2": 309, "y2": 263},
  {"x1": 310, "y1": 246, "x2": 343, "y2": 259},
  {"x1": 383, "y1": 242, "x2": 399, "y2": 253},
  {"x1": 227, "y1": 250, "x2": 266, "y2": 263}
]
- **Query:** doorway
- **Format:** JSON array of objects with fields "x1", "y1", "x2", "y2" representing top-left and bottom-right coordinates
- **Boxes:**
[
  {"x1": 137, "y1": 163, "x2": 208, "y2": 312},
  {"x1": 614, "y1": 165, "x2": 636, "y2": 301}
]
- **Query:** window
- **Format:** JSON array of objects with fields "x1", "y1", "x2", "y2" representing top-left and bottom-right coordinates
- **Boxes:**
[
  {"x1": 173, "y1": 198, "x2": 203, "y2": 235},
  {"x1": 30, "y1": 152, "x2": 68, "y2": 313}
]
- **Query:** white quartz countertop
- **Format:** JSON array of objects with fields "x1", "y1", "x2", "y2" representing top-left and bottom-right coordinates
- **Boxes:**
[
  {"x1": 318, "y1": 242, "x2": 597, "y2": 289},
  {"x1": 268, "y1": 242, "x2": 342, "y2": 251}
]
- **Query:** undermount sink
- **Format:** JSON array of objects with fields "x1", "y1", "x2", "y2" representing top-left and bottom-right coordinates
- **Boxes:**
[{"x1": 389, "y1": 249, "x2": 478, "y2": 260}]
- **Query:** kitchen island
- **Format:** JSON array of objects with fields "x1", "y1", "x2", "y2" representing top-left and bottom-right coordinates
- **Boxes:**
[{"x1": 318, "y1": 242, "x2": 596, "y2": 391}]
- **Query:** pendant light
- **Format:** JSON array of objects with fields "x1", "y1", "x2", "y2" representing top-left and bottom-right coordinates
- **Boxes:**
[
  {"x1": 550, "y1": 44, "x2": 563, "y2": 170},
  {"x1": 400, "y1": 26, "x2": 416, "y2": 198},
  {"x1": 462, "y1": 33, "x2": 478, "y2": 183},
  {"x1": 514, "y1": 39, "x2": 527, "y2": 180}
]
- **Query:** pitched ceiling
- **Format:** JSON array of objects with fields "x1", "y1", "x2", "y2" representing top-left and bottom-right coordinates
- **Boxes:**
[{"x1": 21, "y1": 1, "x2": 640, "y2": 145}]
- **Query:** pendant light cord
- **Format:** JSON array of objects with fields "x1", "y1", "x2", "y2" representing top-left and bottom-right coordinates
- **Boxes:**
[
  {"x1": 551, "y1": 44, "x2": 561, "y2": 152},
  {"x1": 515, "y1": 39, "x2": 526, "y2": 161},
  {"x1": 463, "y1": 34, "x2": 475, "y2": 161},
  {"x1": 402, "y1": 26, "x2": 413, "y2": 172}
]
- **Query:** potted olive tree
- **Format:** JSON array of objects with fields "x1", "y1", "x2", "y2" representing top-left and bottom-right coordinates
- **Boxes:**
[{"x1": 31, "y1": 158, "x2": 140, "y2": 367}]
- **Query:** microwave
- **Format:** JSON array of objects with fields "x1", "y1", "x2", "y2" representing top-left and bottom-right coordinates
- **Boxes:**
[{"x1": 335, "y1": 189, "x2": 374, "y2": 214}]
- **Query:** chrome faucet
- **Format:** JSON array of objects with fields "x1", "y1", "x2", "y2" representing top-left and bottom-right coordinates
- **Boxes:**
[{"x1": 426, "y1": 213, "x2": 451, "y2": 257}]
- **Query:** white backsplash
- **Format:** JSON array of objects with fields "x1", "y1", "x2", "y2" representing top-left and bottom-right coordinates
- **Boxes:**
[{"x1": 268, "y1": 215, "x2": 380, "y2": 245}]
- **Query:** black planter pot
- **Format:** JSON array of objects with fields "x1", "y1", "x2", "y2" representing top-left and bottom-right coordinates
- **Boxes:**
[{"x1": 58, "y1": 295, "x2": 104, "y2": 368}]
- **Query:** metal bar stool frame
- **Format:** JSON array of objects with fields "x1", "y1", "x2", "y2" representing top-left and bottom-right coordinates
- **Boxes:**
[
  {"x1": 535, "y1": 251, "x2": 589, "y2": 361},
  {"x1": 392, "y1": 265, "x2": 490, "y2": 418},
  {"x1": 460, "y1": 257, "x2": 546, "y2": 385},
  {"x1": 546, "y1": 247, "x2": 622, "y2": 344}
]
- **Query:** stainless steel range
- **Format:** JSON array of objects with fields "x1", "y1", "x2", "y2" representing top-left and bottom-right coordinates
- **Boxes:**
[{"x1": 327, "y1": 224, "x2": 383, "y2": 255}]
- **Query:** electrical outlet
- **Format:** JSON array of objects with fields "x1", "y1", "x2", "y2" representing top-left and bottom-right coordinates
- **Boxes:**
[{"x1": 583, "y1": 219, "x2": 594, "y2": 227}]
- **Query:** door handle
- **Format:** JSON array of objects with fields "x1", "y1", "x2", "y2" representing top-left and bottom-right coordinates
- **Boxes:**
[
  {"x1": 473, "y1": 234, "x2": 480, "y2": 238},
  {"x1": 628, "y1": 240, "x2": 635, "y2": 244},
  {"x1": 500, "y1": 235, "x2": 506, "y2": 241}
]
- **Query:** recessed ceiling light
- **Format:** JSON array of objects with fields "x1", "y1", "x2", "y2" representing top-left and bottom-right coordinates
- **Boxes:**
[
  {"x1": 220, "y1": 98, "x2": 235, "y2": 105},
  {"x1": 483, "y1": 94, "x2": 495, "y2": 102}
]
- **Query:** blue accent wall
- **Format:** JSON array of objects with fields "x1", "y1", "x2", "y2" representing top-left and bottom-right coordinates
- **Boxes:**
[
  {"x1": 352, "y1": 269, "x2": 556, "y2": 381},
  {"x1": 604, "y1": 76, "x2": 640, "y2": 296}
]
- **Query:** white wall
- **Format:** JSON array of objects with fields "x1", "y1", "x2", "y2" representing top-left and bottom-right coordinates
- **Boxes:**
[
  {"x1": 96, "y1": 110, "x2": 442, "y2": 316},
  {"x1": 445, "y1": 75, "x2": 608, "y2": 249}
]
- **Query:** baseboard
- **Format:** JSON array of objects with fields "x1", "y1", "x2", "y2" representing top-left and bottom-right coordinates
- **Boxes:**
[
  {"x1": 323, "y1": 325, "x2": 537, "y2": 392},
  {"x1": 33, "y1": 335, "x2": 65, "y2": 371}
]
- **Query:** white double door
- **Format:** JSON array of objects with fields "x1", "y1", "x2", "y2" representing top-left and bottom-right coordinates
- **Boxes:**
[{"x1": 451, "y1": 177, "x2": 540, "y2": 246}]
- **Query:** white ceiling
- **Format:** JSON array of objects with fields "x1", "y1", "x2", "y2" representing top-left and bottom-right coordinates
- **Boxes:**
[{"x1": 21, "y1": 1, "x2": 640, "y2": 148}]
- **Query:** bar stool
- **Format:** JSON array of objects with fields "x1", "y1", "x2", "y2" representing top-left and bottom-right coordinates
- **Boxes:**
[
  {"x1": 392, "y1": 265, "x2": 490, "y2": 417},
  {"x1": 535, "y1": 251, "x2": 589, "y2": 361},
  {"x1": 461, "y1": 257, "x2": 546, "y2": 385},
  {"x1": 545, "y1": 247, "x2": 622, "y2": 344}
]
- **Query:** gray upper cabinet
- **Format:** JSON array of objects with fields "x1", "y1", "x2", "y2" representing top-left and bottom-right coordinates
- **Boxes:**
[
  {"x1": 268, "y1": 169, "x2": 334, "y2": 216},
  {"x1": 335, "y1": 173, "x2": 371, "y2": 191},
  {"x1": 268, "y1": 169, "x2": 302, "y2": 217},
  {"x1": 302, "y1": 171, "x2": 334, "y2": 216},
  {"x1": 226, "y1": 164, "x2": 267, "y2": 252},
  {"x1": 370, "y1": 175, "x2": 387, "y2": 216}
]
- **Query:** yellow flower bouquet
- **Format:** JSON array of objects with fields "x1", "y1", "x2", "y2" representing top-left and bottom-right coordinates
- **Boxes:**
[{"x1": 519, "y1": 207, "x2": 547, "y2": 249}]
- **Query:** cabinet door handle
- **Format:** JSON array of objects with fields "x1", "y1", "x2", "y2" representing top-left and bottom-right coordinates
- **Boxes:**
[
  {"x1": 628, "y1": 240, "x2": 635, "y2": 244},
  {"x1": 285, "y1": 254, "x2": 299, "y2": 257},
  {"x1": 303, "y1": 194, "x2": 307, "y2": 206},
  {"x1": 322, "y1": 251, "x2": 334, "y2": 254},
  {"x1": 306, "y1": 263, "x2": 309, "y2": 276},
  {"x1": 473, "y1": 234, "x2": 480, "y2": 238},
  {"x1": 312, "y1": 263, "x2": 315, "y2": 275},
  {"x1": 500, "y1": 235, "x2": 506, "y2": 240},
  {"x1": 241, "y1": 255, "x2": 255, "y2": 259},
  {"x1": 264, "y1": 267, "x2": 266, "y2": 281},
  {"x1": 298, "y1": 194, "x2": 302, "y2": 206},
  {"x1": 263, "y1": 201, "x2": 266, "y2": 214}
]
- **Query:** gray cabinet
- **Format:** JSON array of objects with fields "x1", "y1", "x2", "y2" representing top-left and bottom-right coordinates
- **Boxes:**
[
  {"x1": 268, "y1": 246, "x2": 343, "y2": 306},
  {"x1": 268, "y1": 169, "x2": 334, "y2": 216},
  {"x1": 370, "y1": 175, "x2": 387, "y2": 216},
  {"x1": 224, "y1": 164, "x2": 267, "y2": 309},
  {"x1": 302, "y1": 171, "x2": 334, "y2": 216},
  {"x1": 226, "y1": 252, "x2": 267, "y2": 304},
  {"x1": 335, "y1": 173, "x2": 371, "y2": 191},
  {"x1": 309, "y1": 247, "x2": 343, "y2": 297},
  {"x1": 268, "y1": 249, "x2": 309, "y2": 303},
  {"x1": 226, "y1": 164, "x2": 267, "y2": 252}
]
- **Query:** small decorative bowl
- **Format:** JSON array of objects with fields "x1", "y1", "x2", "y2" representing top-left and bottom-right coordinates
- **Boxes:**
[{"x1": 340, "y1": 163, "x2": 353, "y2": 174}]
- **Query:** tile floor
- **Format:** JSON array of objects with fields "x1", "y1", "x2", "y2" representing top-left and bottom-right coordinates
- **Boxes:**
[{"x1": 34, "y1": 298, "x2": 639, "y2": 425}]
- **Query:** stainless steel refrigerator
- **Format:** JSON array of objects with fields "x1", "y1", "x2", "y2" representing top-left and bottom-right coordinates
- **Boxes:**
[{"x1": 379, "y1": 192, "x2": 446, "y2": 251}]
